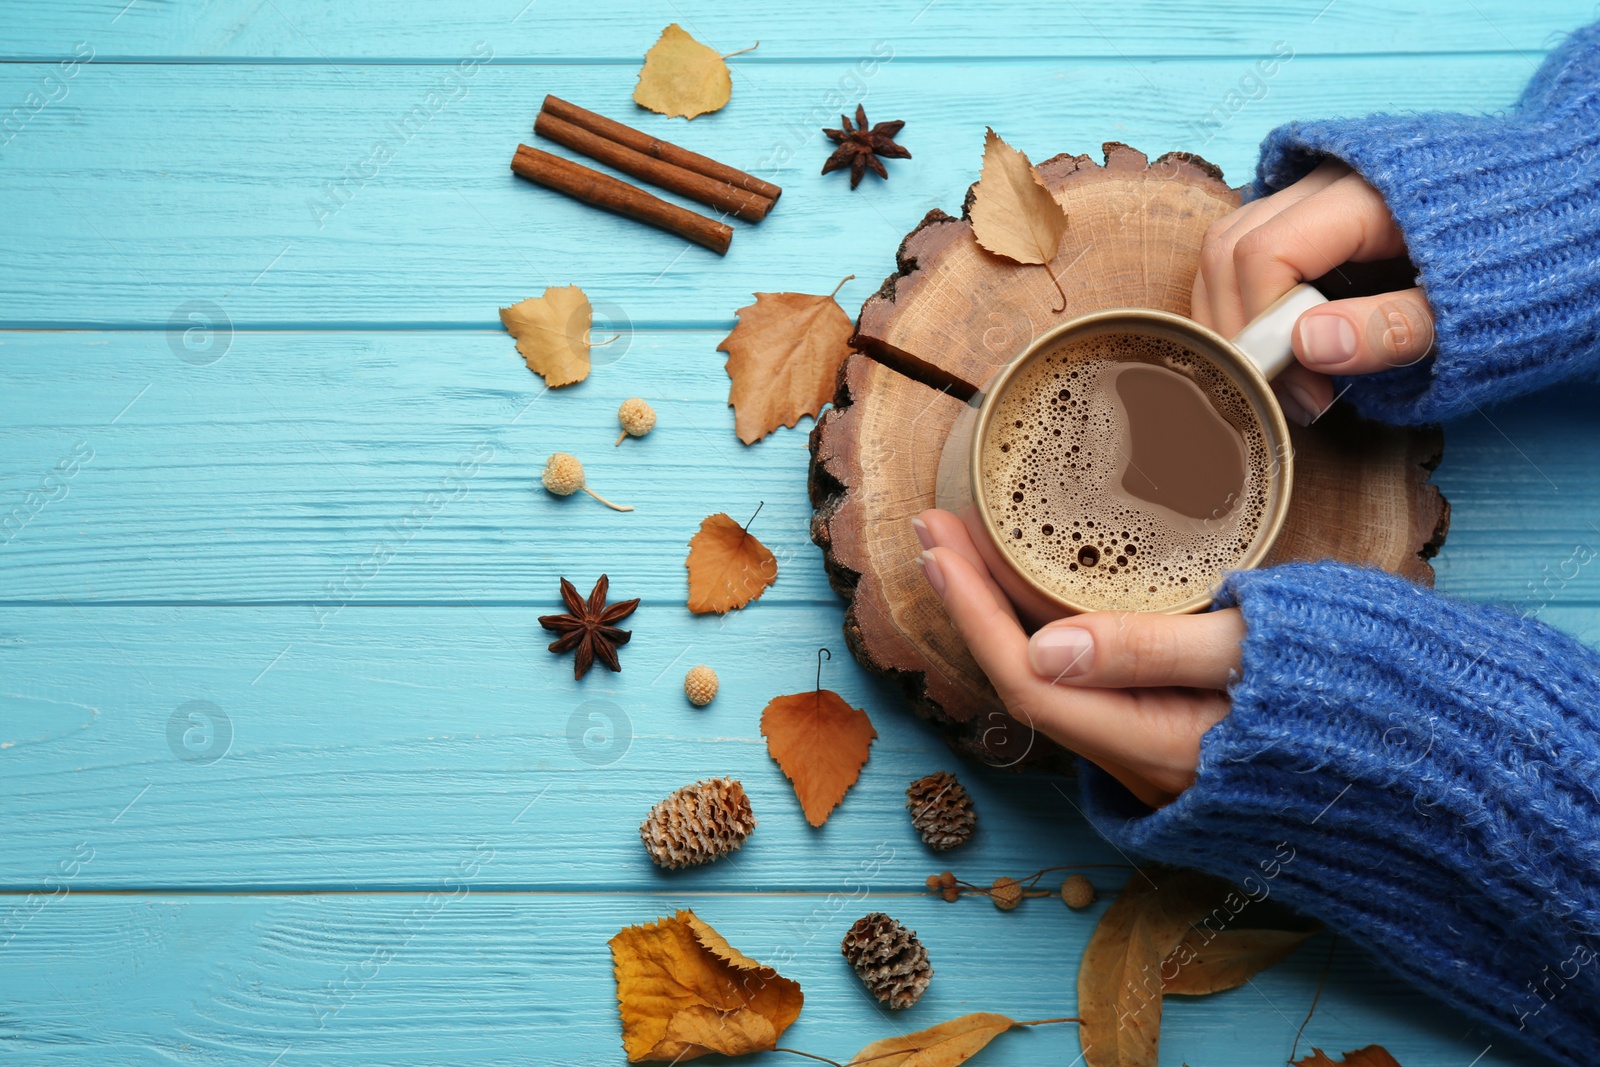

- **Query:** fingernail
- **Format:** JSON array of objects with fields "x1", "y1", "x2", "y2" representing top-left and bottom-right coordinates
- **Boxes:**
[
  {"x1": 910, "y1": 516, "x2": 934, "y2": 551},
  {"x1": 1297, "y1": 313, "x2": 1357, "y2": 366},
  {"x1": 1029, "y1": 626, "x2": 1095, "y2": 680},
  {"x1": 916, "y1": 550, "x2": 946, "y2": 599},
  {"x1": 1280, "y1": 382, "x2": 1318, "y2": 427}
]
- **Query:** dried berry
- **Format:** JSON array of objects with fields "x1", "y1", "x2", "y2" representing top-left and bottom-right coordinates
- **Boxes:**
[
  {"x1": 616, "y1": 398, "x2": 657, "y2": 445},
  {"x1": 684, "y1": 664, "x2": 719, "y2": 707},
  {"x1": 639, "y1": 777, "x2": 756, "y2": 869},
  {"x1": 990, "y1": 876, "x2": 1023, "y2": 911},
  {"x1": 841, "y1": 912, "x2": 932, "y2": 1009},
  {"x1": 1061, "y1": 874, "x2": 1096, "y2": 910},
  {"x1": 905, "y1": 771, "x2": 976, "y2": 850}
]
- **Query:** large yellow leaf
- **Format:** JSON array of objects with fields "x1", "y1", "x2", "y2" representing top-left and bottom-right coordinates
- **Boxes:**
[
  {"x1": 1161, "y1": 926, "x2": 1318, "y2": 996},
  {"x1": 717, "y1": 288, "x2": 855, "y2": 444},
  {"x1": 760, "y1": 688, "x2": 877, "y2": 826},
  {"x1": 499, "y1": 285, "x2": 590, "y2": 387},
  {"x1": 685, "y1": 512, "x2": 778, "y2": 614},
  {"x1": 846, "y1": 1012, "x2": 1018, "y2": 1067},
  {"x1": 609, "y1": 909, "x2": 803, "y2": 1063},
  {"x1": 633, "y1": 24, "x2": 730, "y2": 120}
]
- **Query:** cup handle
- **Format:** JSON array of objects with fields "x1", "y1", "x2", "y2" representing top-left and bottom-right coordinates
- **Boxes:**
[{"x1": 1229, "y1": 283, "x2": 1327, "y2": 381}]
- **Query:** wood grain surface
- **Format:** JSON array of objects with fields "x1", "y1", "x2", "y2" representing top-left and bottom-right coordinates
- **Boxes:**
[{"x1": 1, "y1": 2, "x2": 1588, "y2": 1063}]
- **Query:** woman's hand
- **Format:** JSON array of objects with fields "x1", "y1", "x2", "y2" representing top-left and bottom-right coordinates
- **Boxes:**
[
  {"x1": 913, "y1": 509, "x2": 1242, "y2": 809},
  {"x1": 1193, "y1": 159, "x2": 1435, "y2": 424}
]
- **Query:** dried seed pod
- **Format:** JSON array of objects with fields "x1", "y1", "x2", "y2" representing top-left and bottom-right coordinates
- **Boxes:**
[
  {"x1": 541, "y1": 452, "x2": 633, "y2": 511},
  {"x1": 904, "y1": 771, "x2": 976, "y2": 850},
  {"x1": 924, "y1": 874, "x2": 943, "y2": 893},
  {"x1": 941, "y1": 886, "x2": 960, "y2": 903},
  {"x1": 615, "y1": 398, "x2": 657, "y2": 445},
  {"x1": 840, "y1": 912, "x2": 932, "y2": 1009},
  {"x1": 1061, "y1": 874, "x2": 1096, "y2": 910},
  {"x1": 990, "y1": 875, "x2": 1023, "y2": 911},
  {"x1": 639, "y1": 777, "x2": 755, "y2": 869},
  {"x1": 683, "y1": 664, "x2": 719, "y2": 707}
]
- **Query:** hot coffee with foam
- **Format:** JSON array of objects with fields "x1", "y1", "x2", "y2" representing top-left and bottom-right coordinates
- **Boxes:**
[{"x1": 979, "y1": 331, "x2": 1272, "y2": 612}]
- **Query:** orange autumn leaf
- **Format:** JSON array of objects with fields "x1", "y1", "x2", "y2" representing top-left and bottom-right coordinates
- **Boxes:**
[
  {"x1": 1295, "y1": 1048, "x2": 1404, "y2": 1067},
  {"x1": 846, "y1": 1012, "x2": 1017, "y2": 1067},
  {"x1": 761, "y1": 688, "x2": 876, "y2": 826},
  {"x1": 609, "y1": 909, "x2": 803, "y2": 1063},
  {"x1": 685, "y1": 512, "x2": 778, "y2": 614},
  {"x1": 1161, "y1": 926, "x2": 1318, "y2": 996},
  {"x1": 718, "y1": 283, "x2": 855, "y2": 444}
]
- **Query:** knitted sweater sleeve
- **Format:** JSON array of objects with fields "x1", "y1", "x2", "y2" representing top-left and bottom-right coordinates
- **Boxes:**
[
  {"x1": 1078, "y1": 561, "x2": 1600, "y2": 1066},
  {"x1": 1248, "y1": 23, "x2": 1600, "y2": 424}
]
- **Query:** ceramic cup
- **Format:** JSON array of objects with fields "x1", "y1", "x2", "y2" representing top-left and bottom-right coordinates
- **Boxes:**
[{"x1": 933, "y1": 283, "x2": 1326, "y2": 624}]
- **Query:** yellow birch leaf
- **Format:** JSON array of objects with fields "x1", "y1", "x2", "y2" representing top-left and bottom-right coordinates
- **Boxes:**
[
  {"x1": 846, "y1": 1012, "x2": 1018, "y2": 1067},
  {"x1": 499, "y1": 285, "x2": 590, "y2": 387},
  {"x1": 609, "y1": 909, "x2": 803, "y2": 1063},
  {"x1": 760, "y1": 688, "x2": 876, "y2": 826},
  {"x1": 968, "y1": 129, "x2": 1070, "y2": 309},
  {"x1": 718, "y1": 287, "x2": 856, "y2": 444},
  {"x1": 1161, "y1": 926, "x2": 1317, "y2": 996},
  {"x1": 633, "y1": 24, "x2": 731, "y2": 120},
  {"x1": 685, "y1": 512, "x2": 778, "y2": 614}
]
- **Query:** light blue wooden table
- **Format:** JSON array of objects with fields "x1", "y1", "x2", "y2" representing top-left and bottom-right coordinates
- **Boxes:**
[{"x1": 2, "y1": 3, "x2": 1594, "y2": 1063}]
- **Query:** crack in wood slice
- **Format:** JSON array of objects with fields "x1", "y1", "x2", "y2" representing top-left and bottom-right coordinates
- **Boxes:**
[{"x1": 810, "y1": 142, "x2": 1448, "y2": 770}]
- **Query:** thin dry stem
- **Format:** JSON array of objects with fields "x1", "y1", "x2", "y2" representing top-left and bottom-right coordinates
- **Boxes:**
[
  {"x1": 827, "y1": 274, "x2": 856, "y2": 302},
  {"x1": 722, "y1": 41, "x2": 759, "y2": 58},
  {"x1": 582, "y1": 486, "x2": 633, "y2": 512}
]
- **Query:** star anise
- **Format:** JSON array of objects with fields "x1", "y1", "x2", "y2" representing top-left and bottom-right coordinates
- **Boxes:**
[
  {"x1": 538, "y1": 575, "x2": 639, "y2": 680},
  {"x1": 822, "y1": 104, "x2": 910, "y2": 188}
]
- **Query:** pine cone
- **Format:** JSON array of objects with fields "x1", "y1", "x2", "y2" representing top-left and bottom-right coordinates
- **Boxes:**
[
  {"x1": 904, "y1": 771, "x2": 976, "y2": 850},
  {"x1": 640, "y1": 777, "x2": 756, "y2": 869},
  {"x1": 840, "y1": 912, "x2": 932, "y2": 1009}
]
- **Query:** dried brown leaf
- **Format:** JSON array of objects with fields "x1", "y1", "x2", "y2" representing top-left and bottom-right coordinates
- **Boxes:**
[
  {"x1": 499, "y1": 285, "x2": 591, "y2": 387},
  {"x1": 1294, "y1": 1047, "x2": 1404, "y2": 1067},
  {"x1": 1161, "y1": 926, "x2": 1317, "y2": 996},
  {"x1": 760, "y1": 688, "x2": 877, "y2": 826},
  {"x1": 633, "y1": 24, "x2": 730, "y2": 120},
  {"x1": 717, "y1": 289, "x2": 855, "y2": 444},
  {"x1": 609, "y1": 909, "x2": 802, "y2": 1063},
  {"x1": 685, "y1": 512, "x2": 777, "y2": 614},
  {"x1": 969, "y1": 129, "x2": 1069, "y2": 309},
  {"x1": 846, "y1": 1012, "x2": 1018, "y2": 1067}
]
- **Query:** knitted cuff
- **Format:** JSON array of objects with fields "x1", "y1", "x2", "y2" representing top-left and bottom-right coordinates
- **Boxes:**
[
  {"x1": 1249, "y1": 23, "x2": 1600, "y2": 425},
  {"x1": 1078, "y1": 561, "x2": 1600, "y2": 1066}
]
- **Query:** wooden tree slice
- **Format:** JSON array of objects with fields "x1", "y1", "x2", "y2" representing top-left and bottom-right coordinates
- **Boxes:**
[{"x1": 809, "y1": 143, "x2": 1448, "y2": 770}]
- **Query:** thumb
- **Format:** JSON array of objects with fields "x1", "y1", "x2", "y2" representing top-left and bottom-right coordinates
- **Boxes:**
[
  {"x1": 1027, "y1": 609, "x2": 1246, "y2": 690},
  {"x1": 1293, "y1": 287, "x2": 1435, "y2": 375}
]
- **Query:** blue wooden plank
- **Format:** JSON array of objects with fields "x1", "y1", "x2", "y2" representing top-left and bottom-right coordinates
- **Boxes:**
[
  {"x1": 0, "y1": 0, "x2": 1582, "y2": 59},
  {"x1": 0, "y1": 56, "x2": 1541, "y2": 328},
  {"x1": 4, "y1": 332, "x2": 1599, "y2": 608},
  {"x1": 0, "y1": 894, "x2": 1537, "y2": 1066}
]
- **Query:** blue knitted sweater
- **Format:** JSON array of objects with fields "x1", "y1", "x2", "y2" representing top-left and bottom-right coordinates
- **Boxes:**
[{"x1": 1080, "y1": 25, "x2": 1600, "y2": 1067}]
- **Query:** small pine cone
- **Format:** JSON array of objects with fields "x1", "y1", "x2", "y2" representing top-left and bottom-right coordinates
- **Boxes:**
[
  {"x1": 683, "y1": 664, "x2": 719, "y2": 707},
  {"x1": 841, "y1": 913, "x2": 932, "y2": 1009},
  {"x1": 1061, "y1": 874, "x2": 1096, "y2": 910},
  {"x1": 990, "y1": 876, "x2": 1023, "y2": 911},
  {"x1": 639, "y1": 777, "x2": 755, "y2": 869},
  {"x1": 904, "y1": 771, "x2": 976, "y2": 851}
]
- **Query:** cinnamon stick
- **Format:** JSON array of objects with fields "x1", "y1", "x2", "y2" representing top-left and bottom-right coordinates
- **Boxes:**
[
  {"x1": 510, "y1": 144, "x2": 733, "y2": 255},
  {"x1": 541, "y1": 95, "x2": 782, "y2": 203},
  {"x1": 535, "y1": 110, "x2": 774, "y2": 223}
]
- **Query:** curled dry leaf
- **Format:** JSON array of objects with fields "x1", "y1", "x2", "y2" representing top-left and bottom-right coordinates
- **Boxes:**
[
  {"x1": 633, "y1": 24, "x2": 731, "y2": 120},
  {"x1": 717, "y1": 283, "x2": 855, "y2": 444},
  {"x1": 846, "y1": 1012, "x2": 1018, "y2": 1067},
  {"x1": 685, "y1": 512, "x2": 777, "y2": 614},
  {"x1": 761, "y1": 687, "x2": 876, "y2": 826},
  {"x1": 1078, "y1": 867, "x2": 1312, "y2": 1067},
  {"x1": 1295, "y1": 1048, "x2": 1404, "y2": 1067},
  {"x1": 609, "y1": 909, "x2": 802, "y2": 1063},
  {"x1": 499, "y1": 285, "x2": 591, "y2": 387},
  {"x1": 968, "y1": 129, "x2": 1070, "y2": 310}
]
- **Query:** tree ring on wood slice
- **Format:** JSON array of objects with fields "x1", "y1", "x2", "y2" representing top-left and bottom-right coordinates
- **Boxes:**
[{"x1": 808, "y1": 143, "x2": 1448, "y2": 772}]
